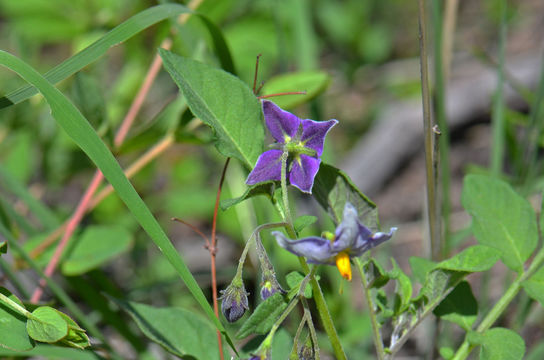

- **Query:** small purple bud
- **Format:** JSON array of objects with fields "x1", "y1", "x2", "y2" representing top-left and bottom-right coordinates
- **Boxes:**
[
  {"x1": 260, "y1": 279, "x2": 285, "y2": 300},
  {"x1": 220, "y1": 280, "x2": 249, "y2": 322}
]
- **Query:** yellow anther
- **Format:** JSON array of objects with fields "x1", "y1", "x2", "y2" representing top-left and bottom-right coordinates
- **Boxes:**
[
  {"x1": 284, "y1": 135, "x2": 292, "y2": 143},
  {"x1": 335, "y1": 252, "x2": 352, "y2": 281}
]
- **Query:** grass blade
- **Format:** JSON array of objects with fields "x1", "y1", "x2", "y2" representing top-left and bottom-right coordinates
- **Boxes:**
[
  {"x1": 0, "y1": 4, "x2": 234, "y2": 108},
  {"x1": 0, "y1": 50, "x2": 235, "y2": 351}
]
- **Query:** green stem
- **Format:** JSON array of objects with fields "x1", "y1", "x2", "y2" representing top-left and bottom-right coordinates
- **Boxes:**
[
  {"x1": 355, "y1": 258, "x2": 385, "y2": 360},
  {"x1": 234, "y1": 222, "x2": 287, "y2": 278},
  {"x1": 278, "y1": 150, "x2": 347, "y2": 360},
  {"x1": 452, "y1": 244, "x2": 544, "y2": 360},
  {"x1": 301, "y1": 298, "x2": 321, "y2": 360},
  {"x1": 0, "y1": 292, "x2": 33, "y2": 318}
]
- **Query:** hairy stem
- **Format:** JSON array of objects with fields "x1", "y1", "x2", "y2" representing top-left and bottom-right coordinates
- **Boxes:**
[{"x1": 355, "y1": 258, "x2": 385, "y2": 360}]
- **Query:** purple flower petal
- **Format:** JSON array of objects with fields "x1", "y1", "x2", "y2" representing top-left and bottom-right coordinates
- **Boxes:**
[
  {"x1": 246, "y1": 150, "x2": 283, "y2": 185},
  {"x1": 272, "y1": 231, "x2": 336, "y2": 264},
  {"x1": 289, "y1": 154, "x2": 320, "y2": 193},
  {"x1": 351, "y1": 227, "x2": 397, "y2": 256},
  {"x1": 300, "y1": 119, "x2": 338, "y2": 157},
  {"x1": 263, "y1": 101, "x2": 300, "y2": 144},
  {"x1": 333, "y1": 202, "x2": 362, "y2": 252}
]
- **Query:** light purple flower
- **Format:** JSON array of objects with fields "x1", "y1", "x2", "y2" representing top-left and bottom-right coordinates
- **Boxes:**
[
  {"x1": 246, "y1": 100, "x2": 338, "y2": 193},
  {"x1": 272, "y1": 203, "x2": 397, "y2": 280}
]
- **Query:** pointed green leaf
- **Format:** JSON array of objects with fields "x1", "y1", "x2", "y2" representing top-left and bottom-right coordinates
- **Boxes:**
[
  {"x1": 363, "y1": 259, "x2": 390, "y2": 288},
  {"x1": 462, "y1": 175, "x2": 538, "y2": 272},
  {"x1": 286, "y1": 271, "x2": 312, "y2": 299},
  {"x1": 159, "y1": 50, "x2": 264, "y2": 168},
  {"x1": 479, "y1": 328, "x2": 525, "y2": 360},
  {"x1": 110, "y1": 298, "x2": 221, "y2": 359},
  {"x1": 26, "y1": 306, "x2": 68, "y2": 343},
  {"x1": 0, "y1": 287, "x2": 34, "y2": 351},
  {"x1": 62, "y1": 225, "x2": 133, "y2": 276},
  {"x1": 236, "y1": 293, "x2": 288, "y2": 339},
  {"x1": 390, "y1": 259, "x2": 412, "y2": 314},
  {"x1": 433, "y1": 281, "x2": 477, "y2": 331},
  {"x1": 0, "y1": 241, "x2": 6, "y2": 255},
  {"x1": 313, "y1": 163, "x2": 378, "y2": 230}
]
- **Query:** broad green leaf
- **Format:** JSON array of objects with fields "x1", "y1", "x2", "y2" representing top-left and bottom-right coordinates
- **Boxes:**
[
  {"x1": 26, "y1": 306, "x2": 68, "y2": 343},
  {"x1": 220, "y1": 181, "x2": 277, "y2": 211},
  {"x1": 479, "y1": 328, "x2": 525, "y2": 360},
  {"x1": 0, "y1": 50, "x2": 233, "y2": 349},
  {"x1": 0, "y1": 4, "x2": 234, "y2": 108},
  {"x1": 159, "y1": 50, "x2": 264, "y2": 168},
  {"x1": 522, "y1": 265, "x2": 544, "y2": 306},
  {"x1": 313, "y1": 163, "x2": 378, "y2": 230},
  {"x1": 462, "y1": 175, "x2": 538, "y2": 272},
  {"x1": 435, "y1": 245, "x2": 500, "y2": 273},
  {"x1": 260, "y1": 71, "x2": 330, "y2": 109},
  {"x1": 0, "y1": 344, "x2": 100, "y2": 359},
  {"x1": 0, "y1": 287, "x2": 34, "y2": 351},
  {"x1": 237, "y1": 293, "x2": 288, "y2": 339},
  {"x1": 111, "y1": 298, "x2": 221, "y2": 359},
  {"x1": 409, "y1": 256, "x2": 436, "y2": 284},
  {"x1": 293, "y1": 215, "x2": 317, "y2": 233},
  {"x1": 416, "y1": 269, "x2": 466, "y2": 316},
  {"x1": 62, "y1": 225, "x2": 133, "y2": 276},
  {"x1": 286, "y1": 271, "x2": 312, "y2": 299},
  {"x1": 433, "y1": 281, "x2": 477, "y2": 331}
]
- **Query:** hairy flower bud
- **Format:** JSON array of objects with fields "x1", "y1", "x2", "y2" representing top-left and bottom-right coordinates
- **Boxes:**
[
  {"x1": 256, "y1": 237, "x2": 285, "y2": 300},
  {"x1": 220, "y1": 279, "x2": 249, "y2": 322}
]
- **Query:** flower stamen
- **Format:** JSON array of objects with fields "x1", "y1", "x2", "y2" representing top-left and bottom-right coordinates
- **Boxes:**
[{"x1": 335, "y1": 252, "x2": 352, "y2": 281}]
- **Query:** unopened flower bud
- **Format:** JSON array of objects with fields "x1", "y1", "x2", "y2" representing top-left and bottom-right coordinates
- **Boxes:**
[
  {"x1": 256, "y1": 237, "x2": 285, "y2": 300},
  {"x1": 220, "y1": 279, "x2": 249, "y2": 322}
]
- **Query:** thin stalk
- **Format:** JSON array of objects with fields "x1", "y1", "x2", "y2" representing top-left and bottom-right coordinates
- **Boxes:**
[
  {"x1": 355, "y1": 258, "x2": 384, "y2": 360},
  {"x1": 432, "y1": 0, "x2": 451, "y2": 258},
  {"x1": 490, "y1": 0, "x2": 507, "y2": 176},
  {"x1": 210, "y1": 158, "x2": 230, "y2": 360},
  {"x1": 278, "y1": 151, "x2": 347, "y2": 360},
  {"x1": 452, "y1": 242, "x2": 544, "y2": 360},
  {"x1": 0, "y1": 291, "x2": 33, "y2": 318},
  {"x1": 301, "y1": 298, "x2": 321, "y2": 360}
]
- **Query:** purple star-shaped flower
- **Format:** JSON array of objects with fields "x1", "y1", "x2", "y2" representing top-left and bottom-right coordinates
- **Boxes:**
[
  {"x1": 246, "y1": 100, "x2": 338, "y2": 193},
  {"x1": 272, "y1": 203, "x2": 397, "y2": 280}
]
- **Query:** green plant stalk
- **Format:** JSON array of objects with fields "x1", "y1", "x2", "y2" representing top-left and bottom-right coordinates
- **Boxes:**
[
  {"x1": 0, "y1": 292, "x2": 33, "y2": 318},
  {"x1": 452, "y1": 244, "x2": 544, "y2": 360},
  {"x1": 432, "y1": 0, "x2": 451, "y2": 258},
  {"x1": 490, "y1": 0, "x2": 507, "y2": 176},
  {"x1": 418, "y1": 0, "x2": 441, "y2": 261},
  {"x1": 279, "y1": 153, "x2": 347, "y2": 360},
  {"x1": 355, "y1": 258, "x2": 385, "y2": 360},
  {"x1": 301, "y1": 297, "x2": 321, "y2": 360}
]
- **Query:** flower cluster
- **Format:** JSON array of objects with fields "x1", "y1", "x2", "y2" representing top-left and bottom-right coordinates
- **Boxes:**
[{"x1": 246, "y1": 100, "x2": 337, "y2": 193}]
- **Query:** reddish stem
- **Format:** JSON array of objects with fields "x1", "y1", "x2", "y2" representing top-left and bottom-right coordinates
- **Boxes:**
[
  {"x1": 210, "y1": 157, "x2": 230, "y2": 360},
  {"x1": 257, "y1": 91, "x2": 307, "y2": 99}
]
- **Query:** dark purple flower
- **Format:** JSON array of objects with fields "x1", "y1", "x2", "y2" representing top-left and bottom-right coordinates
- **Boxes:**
[
  {"x1": 220, "y1": 279, "x2": 249, "y2": 322},
  {"x1": 246, "y1": 100, "x2": 337, "y2": 193},
  {"x1": 272, "y1": 203, "x2": 397, "y2": 280}
]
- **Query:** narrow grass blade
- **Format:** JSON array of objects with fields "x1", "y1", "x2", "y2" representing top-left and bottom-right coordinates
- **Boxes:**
[
  {"x1": 0, "y1": 50, "x2": 235, "y2": 352},
  {"x1": 0, "y1": 4, "x2": 234, "y2": 107}
]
